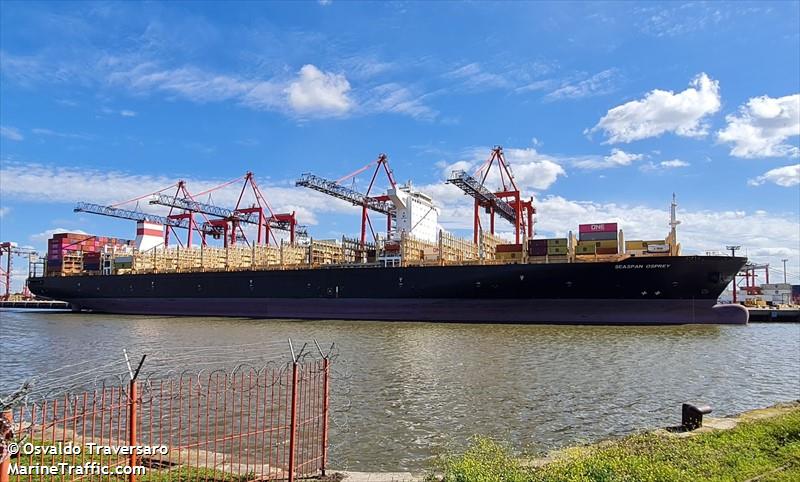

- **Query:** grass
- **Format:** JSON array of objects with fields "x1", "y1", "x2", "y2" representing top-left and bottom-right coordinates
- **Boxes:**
[{"x1": 429, "y1": 407, "x2": 800, "y2": 482}]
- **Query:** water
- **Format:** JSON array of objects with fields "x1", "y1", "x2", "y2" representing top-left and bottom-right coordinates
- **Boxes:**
[{"x1": 1, "y1": 309, "x2": 799, "y2": 471}]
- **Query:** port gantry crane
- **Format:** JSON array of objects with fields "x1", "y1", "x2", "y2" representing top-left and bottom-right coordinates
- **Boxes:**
[
  {"x1": 149, "y1": 173, "x2": 306, "y2": 247},
  {"x1": 447, "y1": 146, "x2": 535, "y2": 245},
  {"x1": 296, "y1": 153, "x2": 398, "y2": 247},
  {"x1": 75, "y1": 172, "x2": 305, "y2": 248},
  {"x1": 0, "y1": 242, "x2": 38, "y2": 300}
]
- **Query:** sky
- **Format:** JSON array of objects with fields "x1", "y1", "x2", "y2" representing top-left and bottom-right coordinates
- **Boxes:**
[{"x1": 1, "y1": 0, "x2": 799, "y2": 289}]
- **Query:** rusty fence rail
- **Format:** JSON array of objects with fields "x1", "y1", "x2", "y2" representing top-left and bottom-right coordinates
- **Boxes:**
[{"x1": 1, "y1": 356, "x2": 331, "y2": 482}]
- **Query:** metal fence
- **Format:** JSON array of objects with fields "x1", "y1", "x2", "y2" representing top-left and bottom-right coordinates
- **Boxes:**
[{"x1": 1, "y1": 354, "x2": 331, "y2": 481}]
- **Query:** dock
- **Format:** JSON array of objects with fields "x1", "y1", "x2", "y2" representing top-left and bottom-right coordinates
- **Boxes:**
[{"x1": 747, "y1": 307, "x2": 800, "y2": 323}]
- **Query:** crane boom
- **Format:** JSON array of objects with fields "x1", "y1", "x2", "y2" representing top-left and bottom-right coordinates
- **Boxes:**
[
  {"x1": 148, "y1": 194, "x2": 304, "y2": 235},
  {"x1": 295, "y1": 173, "x2": 395, "y2": 216},
  {"x1": 75, "y1": 202, "x2": 194, "y2": 228},
  {"x1": 446, "y1": 170, "x2": 517, "y2": 224}
]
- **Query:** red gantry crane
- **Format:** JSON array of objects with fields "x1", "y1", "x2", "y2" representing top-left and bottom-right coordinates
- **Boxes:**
[
  {"x1": 447, "y1": 146, "x2": 535, "y2": 245},
  {"x1": 296, "y1": 153, "x2": 398, "y2": 247},
  {"x1": 75, "y1": 172, "x2": 305, "y2": 248},
  {"x1": 0, "y1": 242, "x2": 38, "y2": 300},
  {"x1": 150, "y1": 172, "x2": 304, "y2": 247}
]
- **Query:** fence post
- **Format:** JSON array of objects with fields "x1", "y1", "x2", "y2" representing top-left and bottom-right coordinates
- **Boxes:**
[
  {"x1": 0, "y1": 410, "x2": 12, "y2": 482},
  {"x1": 320, "y1": 357, "x2": 330, "y2": 476},
  {"x1": 288, "y1": 361, "x2": 299, "y2": 482},
  {"x1": 128, "y1": 380, "x2": 138, "y2": 482}
]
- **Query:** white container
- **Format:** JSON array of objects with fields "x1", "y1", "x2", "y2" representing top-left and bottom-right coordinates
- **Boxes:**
[{"x1": 646, "y1": 244, "x2": 670, "y2": 253}]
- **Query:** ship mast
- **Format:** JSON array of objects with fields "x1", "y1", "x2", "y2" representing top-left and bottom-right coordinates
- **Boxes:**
[{"x1": 669, "y1": 193, "x2": 681, "y2": 255}]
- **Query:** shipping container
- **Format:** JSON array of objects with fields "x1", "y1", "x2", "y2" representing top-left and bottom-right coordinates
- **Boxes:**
[
  {"x1": 575, "y1": 244, "x2": 596, "y2": 254},
  {"x1": 578, "y1": 223, "x2": 618, "y2": 234},
  {"x1": 496, "y1": 252, "x2": 524, "y2": 261},
  {"x1": 529, "y1": 244, "x2": 548, "y2": 256},
  {"x1": 547, "y1": 246, "x2": 568, "y2": 255},
  {"x1": 496, "y1": 243, "x2": 524, "y2": 253},
  {"x1": 579, "y1": 231, "x2": 618, "y2": 241},
  {"x1": 596, "y1": 247, "x2": 619, "y2": 255},
  {"x1": 625, "y1": 241, "x2": 646, "y2": 251},
  {"x1": 646, "y1": 244, "x2": 670, "y2": 253},
  {"x1": 546, "y1": 238, "x2": 568, "y2": 247}
]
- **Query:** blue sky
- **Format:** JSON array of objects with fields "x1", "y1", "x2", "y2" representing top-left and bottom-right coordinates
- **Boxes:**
[{"x1": 1, "y1": 0, "x2": 799, "y2": 287}]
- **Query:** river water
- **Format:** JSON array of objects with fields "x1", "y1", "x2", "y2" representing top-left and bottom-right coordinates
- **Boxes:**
[{"x1": 1, "y1": 309, "x2": 798, "y2": 471}]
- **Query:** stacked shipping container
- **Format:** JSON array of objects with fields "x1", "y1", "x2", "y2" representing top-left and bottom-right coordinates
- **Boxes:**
[
  {"x1": 496, "y1": 243, "x2": 524, "y2": 262},
  {"x1": 577, "y1": 223, "x2": 618, "y2": 255},
  {"x1": 46, "y1": 233, "x2": 134, "y2": 275},
  {"x1": 527, "y1": 238, "x2": 568, "y2": 257}
]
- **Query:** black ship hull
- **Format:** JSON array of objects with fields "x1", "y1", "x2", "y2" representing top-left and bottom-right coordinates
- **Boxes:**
[{"x1": 28, "y1": 256, "x2": 749, "y2": 325}]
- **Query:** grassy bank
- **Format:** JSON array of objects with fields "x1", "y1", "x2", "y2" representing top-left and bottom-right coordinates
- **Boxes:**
[{"x1": 430, "y1": 405, "x2": 800, "y2": 482}]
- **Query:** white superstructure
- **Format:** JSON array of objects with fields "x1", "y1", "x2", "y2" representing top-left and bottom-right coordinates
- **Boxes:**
[
  {"x1": 135, "y1": 221, "x2": 165, "y2": 251},
  {"x1": 387, "y1": 183, "x2": 439, "y2": 243}
]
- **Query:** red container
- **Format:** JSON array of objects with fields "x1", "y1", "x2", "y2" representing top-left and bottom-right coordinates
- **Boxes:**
[
  {"x1": 496, "y1": 243, "x2": 523, "y2": 253},
  {"x1": 528, "y1": 239, "x2": 548, "y2": 248},
  {"x1": 596, "y1": 247, "x2": 619, "y2": 255},
  {"x1": 579, "y1": 223, "x2": 618, "y2": 234}
]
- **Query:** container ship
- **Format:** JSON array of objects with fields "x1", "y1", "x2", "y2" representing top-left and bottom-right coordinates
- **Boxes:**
[{"x1": 27, "y1": 148, "x2": 749, "y2": 324}]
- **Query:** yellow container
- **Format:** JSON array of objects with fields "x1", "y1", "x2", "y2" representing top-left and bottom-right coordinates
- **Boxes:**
[
  {"x1": 575, "y1": 244, "x2": 596, "y2": 254},
  {"x1": 597, "y1": 240, "x2": 618, "y2": 249},
  {"x1": 548, "y1": 246, "x2": 568, "y2": 255},
  {"x1": 644, "y1": 240, "x2": 665, "y2": 246},
  {"x1": 626, "y1": 241, "x2": 646, "y2": 250},
  {"x1": 546, "y1": 238, "x2": 568, "y2": 247}
]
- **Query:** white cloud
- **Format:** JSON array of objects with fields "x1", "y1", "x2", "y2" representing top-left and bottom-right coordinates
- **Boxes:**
[
  {"x1": 108, "y1": 62, "x2": 262, "y2": 103},
  {"x1": 285, "y1": 64, "x2": 352, "y2": 116},
  {"x1": 30, "y1": 228, "x2": 90, "y2": 244},
  {"x1": 120, "y1": 110, "x2": 137, "y2": 117},
  {"x1": 0, "y1": 207, "x2": 9, "y2": 218},
  {"x1": 31, "y1": 128, "x2": 93, "y2": 140},
  {"x1": 445, "y1": 63, "x2": 510, "y2": 91},
  {"x1": 659, "y1": 159, "x2": 690, "y2": 168},
  {"x1": 637, "y1": 4, "x2": 730, "y2": 37},
  {"x1": 366, "y1": 83, "x2": 437, "y2": 120},
  {"x1": 0, "y1": 162, "x2": 358, "y2": 227},
  {"x1": 545, "y1": 69, "x2": 620, "y2": 101},
  {"x1": 109, "y1": 61, "x2": 432, "y2": 119},
  {"x1": 1, "y1": 125, "x2": 24, "y2": 141},
  {"x1": 587, "y1": 73, "x2": 721, "y2": 143},
  {"x1": 441, "y1": 147, "x2": 567, "y2": 192},
  {"x1": 437, "y1": 160, "x2": 473, "y2": 180},
  {"x1": 639, "y1": 159, "x2": 691, "y2": 172},
  {"x1": 573, "y1": 148, "x2": 642, "y2": 170},
  {"x1": 108, "y1": 61, "x2": 354, "y2": 117},
  {"x1": 748, "y1": 164, "x2": 800, "y2": 187},
  {"x1": 717, "y1": 94, "x2": 800, "y2": 158}
]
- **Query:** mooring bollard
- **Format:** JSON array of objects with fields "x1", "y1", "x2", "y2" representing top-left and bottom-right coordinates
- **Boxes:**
[{"x1": 682, "y1": 402, "x2": 712, "y2": 430}]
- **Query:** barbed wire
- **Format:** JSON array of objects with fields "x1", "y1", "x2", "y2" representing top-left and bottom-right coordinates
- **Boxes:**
[{"x1": 1, "y1": 338, "x2": 336, "y2": 403}]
